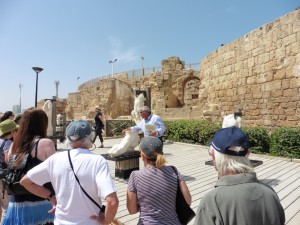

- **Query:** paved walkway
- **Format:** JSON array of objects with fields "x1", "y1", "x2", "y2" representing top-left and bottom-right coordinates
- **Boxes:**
[{"x1": 58, "y1": 137, "x2": 300, "y2": 225}]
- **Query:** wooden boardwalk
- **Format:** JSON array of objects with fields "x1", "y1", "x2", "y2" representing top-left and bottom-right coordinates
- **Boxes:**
[{"x1": 59, "y1": 138, "x2": 300, "y2": 225}]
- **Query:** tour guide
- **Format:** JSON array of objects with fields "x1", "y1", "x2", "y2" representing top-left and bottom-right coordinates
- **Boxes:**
[{"x1": 123, "y1": 106, "x2": 165, "y2": 143}]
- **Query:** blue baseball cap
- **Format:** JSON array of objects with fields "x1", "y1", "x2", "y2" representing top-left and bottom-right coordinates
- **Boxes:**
[
  {"x1": 140, "y1": 137, "x2": 163, "y2": 159},
  {"x1": 211, "y1": 127, "x2": 250, "y2": 156},
  {"x1": 66, "y1": 120, "x2": 92, "y2": 141}
]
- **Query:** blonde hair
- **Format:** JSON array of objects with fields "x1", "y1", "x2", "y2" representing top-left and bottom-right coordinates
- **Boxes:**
[{"x1": 142, "y1": 151, "x2": 166, "y2": 168}]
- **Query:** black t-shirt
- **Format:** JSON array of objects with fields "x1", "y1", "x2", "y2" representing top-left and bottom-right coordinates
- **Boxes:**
[{"x1": 94, "y1": 112, "x2": 104, "y2": 128}]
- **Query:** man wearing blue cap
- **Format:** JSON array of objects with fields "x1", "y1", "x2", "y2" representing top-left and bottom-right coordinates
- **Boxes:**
[
  {"x1": 194, "y1": 127, "x2": 285, "y2": 225},
  {"x1": 21, "y1": 120, "x2": 119, "y2": 225}
]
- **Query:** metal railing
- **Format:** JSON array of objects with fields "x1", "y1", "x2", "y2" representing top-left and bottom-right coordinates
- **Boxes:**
[
  {"x1": 79, "y1": 63, "x2": 199, "y2": 89},
  {"x1": 105, "y1": 119, "x2": 134, "y2": 137}
]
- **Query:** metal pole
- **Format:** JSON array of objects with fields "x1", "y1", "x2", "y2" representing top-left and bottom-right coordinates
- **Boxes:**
[
  {"x1": 19, "y1": 83, "x2": 22, "y2": 112},
  {"x1": 54, "y1": 80, "x2": 60, "y2": 98},
  {"x1": 77, "y1": 77, "x2": 80, "y2": 89},
  {"x1": 35, "y1": 71, "x2": 38, "y2": 107},
  {"x1": 141, "y1": 56, "x2": 144, "y2": 76},
  {"x1": 109, "y1": 59, "x2": 117, "y2": 77},
  {"x1": 32, "y1": 67, "x2": 43, "y2": 108}
]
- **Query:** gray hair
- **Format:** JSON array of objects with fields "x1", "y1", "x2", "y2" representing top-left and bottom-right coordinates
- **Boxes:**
[
  {"x1": 140, "y1": 106, "x2": 151, "y2": 113},
  {"x1": 211, "y1": 146, "x2": 254, "y2": 176},
  {"x1": 68, "y1": 135, "x2": 93, "y2": 149}
]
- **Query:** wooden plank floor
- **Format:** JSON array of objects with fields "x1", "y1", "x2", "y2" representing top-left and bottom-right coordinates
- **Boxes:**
[{"x1": 58, "y1": 138, "x2": 300, "y2": 225}]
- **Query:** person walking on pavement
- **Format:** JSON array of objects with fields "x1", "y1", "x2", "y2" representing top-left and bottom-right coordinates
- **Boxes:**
[{"x1": 93, "y1": 106, "x2": 105, "y2": 148}]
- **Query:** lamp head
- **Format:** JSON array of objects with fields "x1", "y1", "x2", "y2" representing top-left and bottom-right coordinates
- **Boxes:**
[{"x1": 32, "y1": 67, "x2": 43, "y2": 73}]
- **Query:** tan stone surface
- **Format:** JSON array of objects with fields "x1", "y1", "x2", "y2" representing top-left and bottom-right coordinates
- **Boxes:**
[{"x1": 41, "y1": 9, "x2": 300, "y2": 130}]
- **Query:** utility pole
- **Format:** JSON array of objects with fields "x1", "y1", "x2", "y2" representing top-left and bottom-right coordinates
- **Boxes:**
[
  {"x1": 77, "y1": 77, "x2": 80, "y2": 90},
  {"x1": 19, "y1": 83, "x2": 23, "y2": 113},
  {"x1": 109, "y1": 59, "x2": 117, "y2": 77},
  {"x1": 54, "y1": 80, "x2": 60, "y2": 98},
  {"x1": 141, "y1": 56, "x2": 144, "y2": 76}
]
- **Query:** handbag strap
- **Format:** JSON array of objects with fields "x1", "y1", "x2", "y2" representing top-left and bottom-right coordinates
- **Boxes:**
[
  {"x1": 67, "y1": 150, "x2": 103, "y2": 210},
  {"x1": 170, "y1": 166, "x2": 180, "y2": 184}
]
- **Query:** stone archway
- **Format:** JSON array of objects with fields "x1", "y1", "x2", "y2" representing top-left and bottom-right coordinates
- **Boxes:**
[{"x1": 183, "y1": 78, "x2": 200, "y2": 107}]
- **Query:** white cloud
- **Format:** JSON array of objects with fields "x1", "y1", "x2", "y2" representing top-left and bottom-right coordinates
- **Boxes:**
[
  {"x1": 108, "y1": 36, "x2": 140, "y2": 64},
  {"x1": 224, "y1": 5, "x2": 237, "y2": 13}
]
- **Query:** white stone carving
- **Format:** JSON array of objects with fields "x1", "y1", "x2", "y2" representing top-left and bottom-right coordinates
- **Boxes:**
[
  {"x1": 108, "y1": 130, "x2": 140, "y2": 157},
  {"x1": 130, "y1": 93, "x2": 145, "y2": 125},
  {"x1": 222, "y1": 114, "x2": 242, "y2": 128},
  {"x1": 43, "y1": 100, "x2": 53, "y2": 136}
]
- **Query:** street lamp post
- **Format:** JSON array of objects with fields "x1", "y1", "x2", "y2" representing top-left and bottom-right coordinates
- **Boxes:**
[
  {"x1": 54, "y1": 80, "x2": 60, "y2": 98},
  {"x1": 19, "y1": 83, "x2": 23, "y2": 113},
  {"x1": 77, "y1": 77, "x2": 80, "y2": 89},
  {"x1": 109, "y1": 59, "x2": 117, "y2": 77},
  {"x1": 141, "y1": 56, "x2": 144, "y2": 76},
  {"x1": 32, "y1": 67, "x2": 43, "y2": 108}
]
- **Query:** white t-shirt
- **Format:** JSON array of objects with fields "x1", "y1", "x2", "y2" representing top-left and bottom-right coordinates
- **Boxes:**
[{"x1": 27, "y1": 148, "x2": 116, "y2": 225}]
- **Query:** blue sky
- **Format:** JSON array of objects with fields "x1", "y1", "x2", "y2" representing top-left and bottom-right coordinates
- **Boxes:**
[{"x1": 0, "y1": 0, "x2": 299, "y2": 113}]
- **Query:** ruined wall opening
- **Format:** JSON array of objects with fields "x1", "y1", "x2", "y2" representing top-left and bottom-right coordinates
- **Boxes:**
[{"x1": 183, "y1": 77, "x2": 200, "y2": 107}]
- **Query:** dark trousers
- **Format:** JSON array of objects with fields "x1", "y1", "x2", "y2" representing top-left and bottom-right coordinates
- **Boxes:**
[{"x1": 93, "y1": 127, "x2": 103, "y2": 143}]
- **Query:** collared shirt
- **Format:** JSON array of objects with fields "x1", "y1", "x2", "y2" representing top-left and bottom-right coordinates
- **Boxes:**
[
  {"x1": 194, "y1": 173, "x2": 285, "y2": 225},
  {"x1": 131, "y1": 114, "x2": 165, "y2": 138}
]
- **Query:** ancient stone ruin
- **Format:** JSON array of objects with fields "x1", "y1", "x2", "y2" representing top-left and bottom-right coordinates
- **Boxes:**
[{"x1": 50, "y1": 9, "x2": 299, "y2": 130}]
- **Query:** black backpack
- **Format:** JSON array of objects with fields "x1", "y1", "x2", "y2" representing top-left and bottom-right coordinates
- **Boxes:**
[{"x1": 2, "y1": 139, "x2": 41, "y2": 195}]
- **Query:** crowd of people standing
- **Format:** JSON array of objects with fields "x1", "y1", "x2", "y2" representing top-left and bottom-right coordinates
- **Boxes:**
[{"x1": 0, "y1": 107, "x2": 285, "y2": 225}]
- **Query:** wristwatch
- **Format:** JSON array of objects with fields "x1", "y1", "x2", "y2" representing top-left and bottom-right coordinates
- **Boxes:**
[{"x1": 47, "y1": 192, "x2": 55, "y2": 201}]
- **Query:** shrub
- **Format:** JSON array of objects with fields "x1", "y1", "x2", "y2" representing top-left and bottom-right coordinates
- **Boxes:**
[
  {"x1": 243, "y1": 127, "x2": 270, "y2": 154},
  {"x1": 164, "y1": 119, "x2": 221, "y2": 145},
  {"x1": 270, "y1": 127, "x2": 300, "y2": 158}
]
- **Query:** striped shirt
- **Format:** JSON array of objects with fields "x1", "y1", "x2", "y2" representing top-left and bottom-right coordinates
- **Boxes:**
[
  {"x1": 0, "y1": 138, "x2": 12, "y2": 164},
  {"x1": 128, "y1": 165, "x2": 183, "y2": 225}
]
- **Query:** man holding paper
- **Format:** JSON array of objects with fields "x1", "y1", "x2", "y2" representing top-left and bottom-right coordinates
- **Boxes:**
[{"x1": 123, "y1": 106, "x2": 165, "y2": 144}]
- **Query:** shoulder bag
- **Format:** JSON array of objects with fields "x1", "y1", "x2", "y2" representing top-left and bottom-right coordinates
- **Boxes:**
[
  {"x1": 170, "y1": 166, "x2": 195, "y2": 225},
  {"x1": 3, "y1": 139, "x2": 41, "y2": 195},
  {"x1": 68, "y1": 150, "x2": 105, "y2": 213}
]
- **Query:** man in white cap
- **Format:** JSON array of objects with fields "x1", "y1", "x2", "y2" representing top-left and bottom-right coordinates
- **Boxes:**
[
  {"x1": 194, "y1": 127, "x2": 285, "y2": 225},
  {"x1": 21, "y1": 120, "x2": 119, "y2": 225}
]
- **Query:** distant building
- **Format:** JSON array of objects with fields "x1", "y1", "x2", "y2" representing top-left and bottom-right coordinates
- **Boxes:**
[{"x1": 12, "y1": 105, "x2": 21, "y2": 114}]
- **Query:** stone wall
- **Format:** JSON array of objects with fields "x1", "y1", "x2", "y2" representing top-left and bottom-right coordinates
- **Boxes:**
[
  {"x1": 62, "y1": 9, "x2": 299, "y2": 130},
  {"x1": 199, "y1": 9, "x2": 300, "y2": 129}
]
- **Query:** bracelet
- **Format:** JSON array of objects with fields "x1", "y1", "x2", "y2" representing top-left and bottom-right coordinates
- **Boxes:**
[{"x1": 47, "y1": 192, "x2": 55, "y2": 201}]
